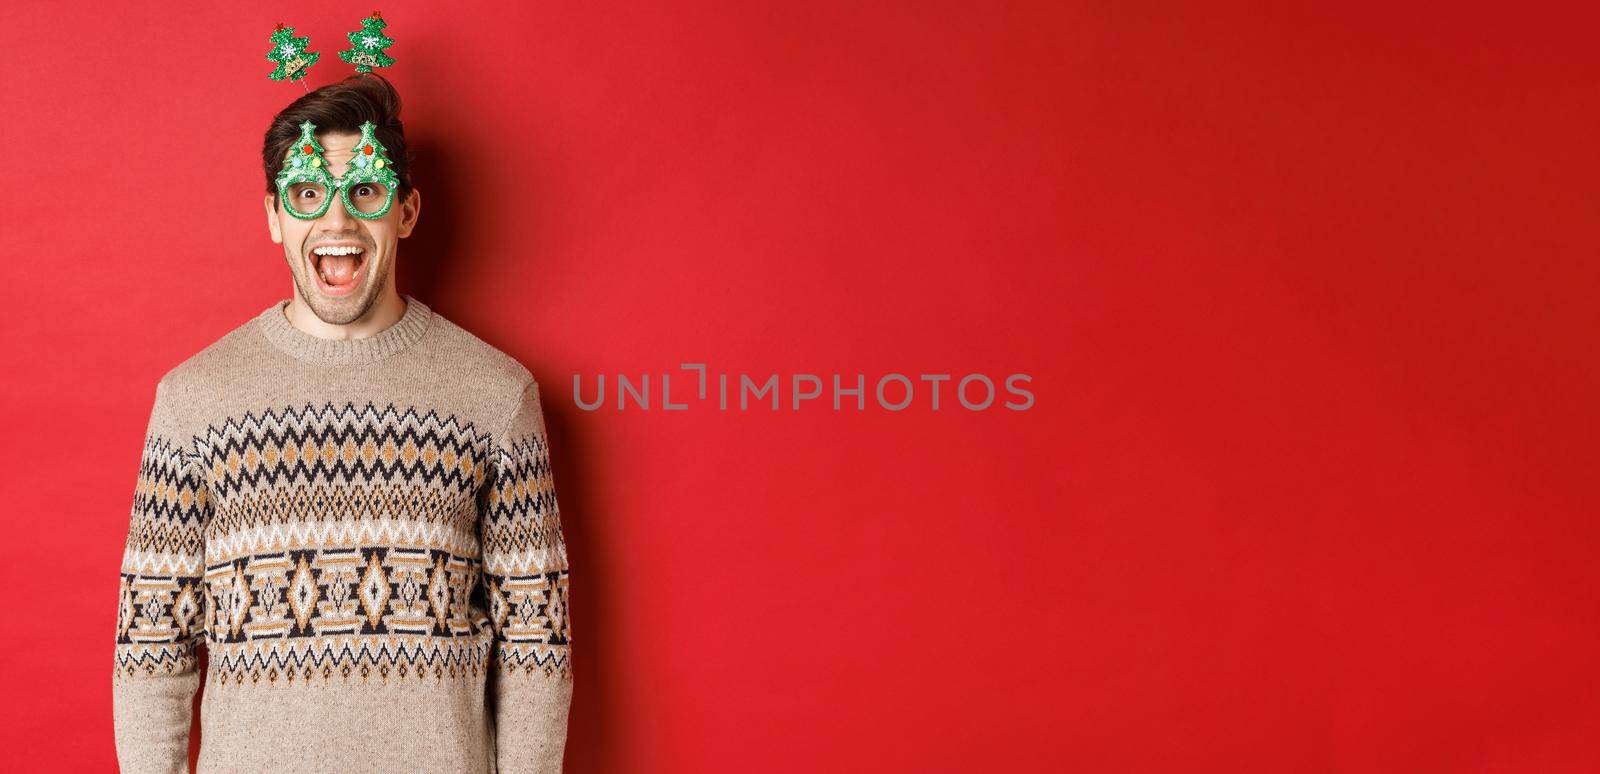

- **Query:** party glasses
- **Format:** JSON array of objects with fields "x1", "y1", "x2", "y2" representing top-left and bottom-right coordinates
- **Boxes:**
[{"x1": 276, "y1": 120, "x2": 399, "y2": 219}]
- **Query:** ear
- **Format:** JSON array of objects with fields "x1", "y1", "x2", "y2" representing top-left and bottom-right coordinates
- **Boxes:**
[
  {"x1": 397, "y1": 187, "x2": 421, "y2": 239},
  {"x1": 264, "y1": 194, "x2": 283, "y2": 244}
]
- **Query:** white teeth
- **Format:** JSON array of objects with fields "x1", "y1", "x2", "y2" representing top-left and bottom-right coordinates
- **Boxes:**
[{"x1": 312, "y1": 246, "x2": 363, "y2": 256}]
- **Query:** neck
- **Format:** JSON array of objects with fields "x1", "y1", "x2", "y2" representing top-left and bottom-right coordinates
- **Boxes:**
[
  {"x1": 256, "y1": 290, "x2": 433, "y2": 366},
  {"x1": 284, "y1": 288, "x2": 408, "y2": 341}
]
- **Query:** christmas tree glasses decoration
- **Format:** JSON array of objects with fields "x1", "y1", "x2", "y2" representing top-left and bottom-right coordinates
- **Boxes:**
[
  {"x1": 277, "y1": 121, "x2": 336, "y2": 218},
  {"x1": 340, "y1": 11, "x2": 396, "y2": 73},
  {"x1": 335, "y1": 121, "x2": 400, "y2": 218},
  {"x1": 276, "y1": 120, "x2": 400, "y2": 220},
  {"x1": 266, "y1": 24, "x2": 320, "y2": 92}
]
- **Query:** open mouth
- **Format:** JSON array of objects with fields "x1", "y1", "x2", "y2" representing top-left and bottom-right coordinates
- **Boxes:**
[{"x1": 308, "y1": 244, "x2": 367, "y2": 297}]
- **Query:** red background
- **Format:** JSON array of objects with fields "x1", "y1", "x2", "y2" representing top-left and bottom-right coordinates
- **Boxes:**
[{"x1": 2, "y1": 1, "x2": 1597, "y2": 771}]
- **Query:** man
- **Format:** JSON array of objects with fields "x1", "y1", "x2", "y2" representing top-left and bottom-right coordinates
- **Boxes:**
[{"x1": 111, "y1": 73, "x2": 573, "y2": 773}]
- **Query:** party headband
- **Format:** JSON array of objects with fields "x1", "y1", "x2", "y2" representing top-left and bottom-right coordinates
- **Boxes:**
[{"x1": 266, "y1": 11, "x2": 395, "y2": 91}]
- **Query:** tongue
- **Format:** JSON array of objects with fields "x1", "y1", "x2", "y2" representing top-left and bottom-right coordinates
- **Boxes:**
[{"x1": 320, "y1": 254, "x2": 360, "y2": 285}]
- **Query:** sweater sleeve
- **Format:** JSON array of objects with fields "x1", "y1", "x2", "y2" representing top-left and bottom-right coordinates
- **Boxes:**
[
  {"x1": 112, "y1": 377, "x2": 210, "y2": 774},
  {"x1": 480, "y1": 379, "x2": 574, "y2": 773}
]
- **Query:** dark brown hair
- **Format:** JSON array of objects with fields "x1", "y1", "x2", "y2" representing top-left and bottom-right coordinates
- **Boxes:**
[{"x1": 262, "y1": 72, "x2": 415, "y2": 204}]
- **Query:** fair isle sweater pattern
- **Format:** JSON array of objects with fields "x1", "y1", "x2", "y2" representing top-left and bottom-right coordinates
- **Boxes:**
[{"x1": 115, "y1": 402, "x2": 570, "y2": 686}]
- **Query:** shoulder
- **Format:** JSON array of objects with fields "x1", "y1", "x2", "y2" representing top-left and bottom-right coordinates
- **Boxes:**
[
  {"x1": 423, "y1": 308, "x2": 539, "y2": 395},
  {"x1": 136, "y1": 307, "x2": 264, "y2": 439},
  {"x1": 418, "y1": 308, "x2": 556, "y2": 446},
  {"x1": 420, "y1": 306, "x2": 548, "y2": 438},
  {"x1": 152, "y1": 309, "x2": 266, "y2": 402}
]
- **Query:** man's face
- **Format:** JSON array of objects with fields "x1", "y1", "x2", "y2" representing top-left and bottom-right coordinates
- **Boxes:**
[{"x1": 263, "y1": 130, "x2": 421, "y2": 325}]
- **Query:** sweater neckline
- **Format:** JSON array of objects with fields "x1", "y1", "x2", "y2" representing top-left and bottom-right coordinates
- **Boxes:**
[{"x1": 255, "y1": 293, "x2": 434, "y2": 366}]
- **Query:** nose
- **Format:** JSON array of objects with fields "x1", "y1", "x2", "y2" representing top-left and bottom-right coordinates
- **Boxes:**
[{"x1": 317, "y1": 190, "x2": 358, "y2": 230}]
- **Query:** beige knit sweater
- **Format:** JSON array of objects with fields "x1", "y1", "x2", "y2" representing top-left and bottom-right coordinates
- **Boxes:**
[{"x1": 112, "y1": 294, "x2": 573, "y2": 773}]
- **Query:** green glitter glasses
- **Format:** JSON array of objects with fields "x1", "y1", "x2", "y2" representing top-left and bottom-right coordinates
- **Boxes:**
[{"x1": 276, "y1": 120, "x2": 400, "y2": 219}]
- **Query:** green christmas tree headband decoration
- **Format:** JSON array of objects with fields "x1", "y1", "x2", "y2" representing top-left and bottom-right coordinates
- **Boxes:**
[
  {"x1": 266, "y1": 24, "x2": 320, "y2": 89},
  {"x1": 275, "y1": 120, "x2": 401, "y2": 220},
  {"x1": 265, "y1": 12, "x2": 396, "y2": 91},
  {"x1": 341, "y1": 11, "x2": 396, "y2": 73}
]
